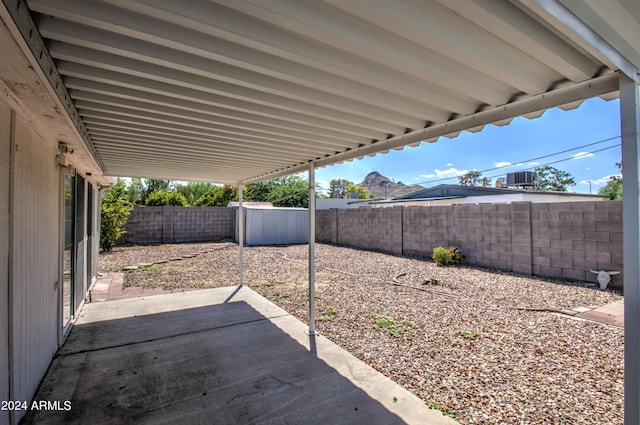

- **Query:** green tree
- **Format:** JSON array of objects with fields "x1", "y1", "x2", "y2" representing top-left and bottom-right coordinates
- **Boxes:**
[
  {"x1": 598, "y1": 162, "x2": 622, "y2": 200},
  {"x1": 328, "y1": 179, "x2": 372, "y2": 199},
  {"x1": 100, "y1": 180, "x2": 133, "y2": 251},
  {"x1": 535, "y1": 166, "x2": 575, "y2": 192},
  {"x1": 266, "y1": 175, "x2": 309, "y2": 207},
  {"x1": 245, "y1": 180, "x2": 279, "y2": 202},
  {"x1": 145, "y1": 189, "x2": 188, "y2": 206},
  {"x1": 458, "y1": 171, "x2": 486, "y2": 187},
  {"x1": 142, "y1": 179, "x2": 172, "y2": 204},
  {"x1": 176, "y1": 182, "x2": 215, "y2": 205},
  {"x1": 126, "y1": 178, "x2": 144, "y2": 204},
  {"x1": 328, "y1": 179, "x2": 350, "y2": 198},
  {"x1": 194, "y1": 185, "x2": 238, "y2": 206}
]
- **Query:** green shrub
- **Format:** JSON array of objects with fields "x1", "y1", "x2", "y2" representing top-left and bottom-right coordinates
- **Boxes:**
[
  {"x1": 145, "y1": 189, "x2": 188, "y2": 206},
  {"x1": 100, "y1": 181, "x2": 133, "y2": 251},
  {"x1": 432, "y1": 246, "x2": 449, "y2": 265},
  {"x1": 194, "y1": 185, "x2": 237, "y2": 207},
  {"x1": 446, "y1": 247, "x2": 464, "y2": 266},
  {"x1": 432, "y1": 246, "x2": 465, "y2": 266}
]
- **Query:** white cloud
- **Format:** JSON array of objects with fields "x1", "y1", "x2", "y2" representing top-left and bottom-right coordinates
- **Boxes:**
[
  {"x1": 527, "y1": 162, "x2": 539, "y2": 166},
  {"x1": 434, "y1": 168, "x2": 468, "y2": 178},
  {"x1": 417, "y1": 173, "x2": 435, "y2": 179},
  {"x1": 571, "y1": 151, "x2": 594, "y2": 159},
  {"x1": 495, "y1": 161, "x2": 512, "y2": 168},
  {"x1": 580, "y1": 175, "x2": 621, "y2": 185},
  {"x1": 446, "y1": 163, "x2": 453, "y2": 167}
]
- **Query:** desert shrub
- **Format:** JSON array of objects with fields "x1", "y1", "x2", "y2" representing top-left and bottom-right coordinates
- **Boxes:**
[
  {"x1": 432, "y1": 246, "x2": 464, "y2": 266},
  {"x1": 145, "y1": 189, "x2": 188, "y2": 206},
  {"x1": 100, "y1": 181, "x2": 133, "y2": 251},
  {"x1": 446, "y1": 247, "x2": 464, "y2": 266},
  {"x1": 432, "y1": 246, "x2": 449, "y2": 265}
]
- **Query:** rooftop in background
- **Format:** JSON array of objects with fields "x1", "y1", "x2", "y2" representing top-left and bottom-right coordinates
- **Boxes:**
[
  {"x1": 355, "y1": 184, "x2": 605, "y2": 208},
  {"x1": 396, "y1": 184, "x2": 605, "y2": 200},
  {"x1": 227, "y1": 202, "x2": 273, "y2": 208}
]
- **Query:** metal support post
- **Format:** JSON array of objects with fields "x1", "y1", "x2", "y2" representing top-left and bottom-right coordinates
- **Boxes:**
[
  {"x1": 620, "y1": 73, "x2": 640, "y2": 425},
  {"x1": 307, "y1": 164, "x2": 317, "y2": 335},
  {"x1": 238, "y1": 181, "x2": 244, "y2": 287}
]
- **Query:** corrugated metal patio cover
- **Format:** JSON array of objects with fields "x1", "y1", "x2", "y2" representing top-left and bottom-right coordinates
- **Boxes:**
[{"x1": 11, "y1": 0, "x2": 640, "y2": 183}]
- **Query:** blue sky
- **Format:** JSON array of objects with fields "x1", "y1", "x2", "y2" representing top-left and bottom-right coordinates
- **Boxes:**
[{"x1": 315, "y1": 96, "x2": 622, "y2": 195}]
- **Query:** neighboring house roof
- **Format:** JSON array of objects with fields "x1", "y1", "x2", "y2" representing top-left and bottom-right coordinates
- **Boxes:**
[
  {"x1": 395, "y1": 184, "x2": 604, "y2": 200},
  {"x1": 227, "y1": 202, "x2": 274, "y2": 208}
]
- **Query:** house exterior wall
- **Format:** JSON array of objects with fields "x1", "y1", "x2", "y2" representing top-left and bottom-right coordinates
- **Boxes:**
[
  {"x1": 0, "y1": 98, "x2": 102, "y2": 425},
  {"x1": 9, "y1": 111, "x2": 61, "y2": 423},
  {"x1": 316, "y1": 201, "x2": 623, "y2": 287},
  {"x1": 121, "y1": 205, "x2": 235, "y2": 245},
  {"x1": 0, "y1": 100, "x2": 11, "y2": 425}
]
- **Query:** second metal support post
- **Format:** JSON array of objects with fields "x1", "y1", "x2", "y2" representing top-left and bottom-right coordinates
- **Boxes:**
[
  {"x1": 621, "y1": 73, "x2": 640, "y2": 425},
  {"x1": 238, "y1": 181, "x2": 244, "y2": 287},
  {"x1": 308, "y1": 163, "x2": 317, "y2": 335}
]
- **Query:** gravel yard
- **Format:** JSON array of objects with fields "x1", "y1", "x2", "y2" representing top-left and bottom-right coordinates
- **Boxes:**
[{"x1": 99, "y1": 242, "x2": 624, "y2": 424}]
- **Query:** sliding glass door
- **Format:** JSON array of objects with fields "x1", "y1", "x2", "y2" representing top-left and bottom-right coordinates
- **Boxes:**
[{"x1": 62, "y1": 173, "x2": 74, "y2": 327}]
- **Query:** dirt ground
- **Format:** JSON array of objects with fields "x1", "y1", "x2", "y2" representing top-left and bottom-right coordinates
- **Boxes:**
[{"x1": 100, "y1": 242, "x2": 624, "y2": 425}]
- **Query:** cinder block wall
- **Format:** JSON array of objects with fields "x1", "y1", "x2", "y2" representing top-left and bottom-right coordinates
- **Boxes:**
[
  {"x1": 316, "y1": 201, "x2": 623, "y2": 286},
  {"x1": 120, "y1": 206, "x2": 164, "y2": 245},
  {"x1": 530, "y1": 201, "x2": 623, "y2": 283},
  {"x1": 120, "y1": 205, "x2": 235, "y2": 245},
  {"x1": 336, "y1": 207, "x2": 403, "y2": 255},
  {"x1": 172, "y1": 206, "x2": 235, "y2": 243},
  {"x1": 403, "y1": 204, "x2": 516, "y2": 271}
]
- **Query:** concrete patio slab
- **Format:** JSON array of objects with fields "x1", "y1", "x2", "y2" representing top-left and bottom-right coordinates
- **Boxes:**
[{"x1": 21, "y1": 287, "x2": 456, "y2": 425}]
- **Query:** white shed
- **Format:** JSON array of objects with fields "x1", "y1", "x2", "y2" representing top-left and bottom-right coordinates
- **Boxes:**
[{"x1": 237, "y1": 207, "x2": 309, "y2": 245}]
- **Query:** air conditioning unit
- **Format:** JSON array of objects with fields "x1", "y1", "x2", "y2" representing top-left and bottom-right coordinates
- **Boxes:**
[{"x1": 506, "y1": 171, "x2": 536, "y2": 187}]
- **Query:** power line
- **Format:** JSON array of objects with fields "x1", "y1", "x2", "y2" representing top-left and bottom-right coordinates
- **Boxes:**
[
  {"x1": 412, "y1": 135, "x2": 621, "y2": 186},
  {"x1": 485, "y1": 144, "x2": 620, "y2": 181}
]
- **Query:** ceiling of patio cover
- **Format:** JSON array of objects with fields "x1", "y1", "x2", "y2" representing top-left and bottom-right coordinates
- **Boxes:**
[{"x1": 4, "y1": 0, "x2": 639, "y2": 183}]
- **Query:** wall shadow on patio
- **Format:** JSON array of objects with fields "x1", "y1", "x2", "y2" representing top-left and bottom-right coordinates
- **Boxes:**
[{"x1": 21, "y1": 300, "x2": 409, "y2": 425}]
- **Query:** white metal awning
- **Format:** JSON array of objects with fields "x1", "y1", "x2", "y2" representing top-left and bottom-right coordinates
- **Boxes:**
[
  {"x1": 1, "y1": 0, "x2": 638, "y2": 184},
  {"x1": 2, "y1": 1, "x2": 640, "y2": 423}
]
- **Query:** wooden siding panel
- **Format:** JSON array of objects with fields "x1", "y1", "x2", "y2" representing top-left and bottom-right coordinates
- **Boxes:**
[
  {"x1": 10, "y1": 114, "x2": 59, "y2": 420},
  {"x1": 0, "y1": 100, "x2": 11, "y2": 425}
]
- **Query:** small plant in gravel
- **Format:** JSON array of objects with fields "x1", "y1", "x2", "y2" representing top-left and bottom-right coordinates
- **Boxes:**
[
  {"x1": 316, "y1": 306, "x2": 338, "y2": 322},
  {"x1": 432, "y1": 246, "x2": 465, "y2": 266},
  {"x1": 324, "y1": 306, "x2": 338, "y2": 315},
  {"x1": 373, "y1": 315, "x2": 417, "y2": 337},
  {"x1": 426, "y1": 401, "x2": 455, "y2": 418},
  {"x1": 461, "y1": 330, "x2": 478, "y2": 340},
  {"x1": 126, "y1": 264, "x2": 161, "y2": 277}
]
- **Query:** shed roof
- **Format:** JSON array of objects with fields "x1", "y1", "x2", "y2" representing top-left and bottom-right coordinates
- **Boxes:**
[{"x1": 1, "y1": 0, "x2": 638, "y2": 184}]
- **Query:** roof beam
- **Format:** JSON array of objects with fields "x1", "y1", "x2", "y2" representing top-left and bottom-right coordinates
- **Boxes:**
[
  {"x1": 524, "y1": 0, "x2": 639, "y2": 83},
  {"x1": 244, "y1": 72, "x2": 619, "y2": 183}
]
